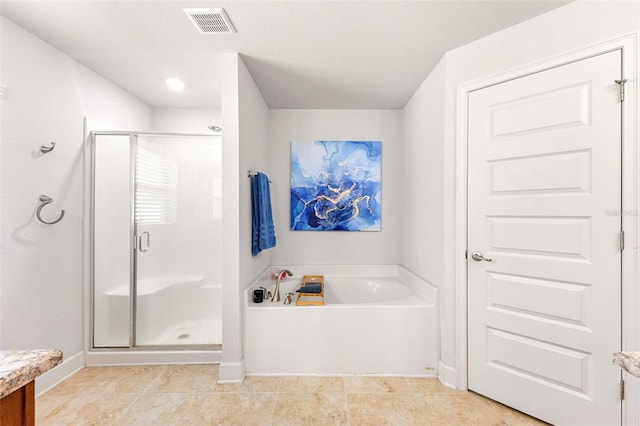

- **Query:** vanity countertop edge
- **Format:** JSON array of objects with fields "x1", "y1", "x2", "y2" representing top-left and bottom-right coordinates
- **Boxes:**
[{"x1": 0, "y1": 349, "x2": 63, "y2": 398}]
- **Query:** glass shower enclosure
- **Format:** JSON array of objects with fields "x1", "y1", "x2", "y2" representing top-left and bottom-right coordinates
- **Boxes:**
[{"x1": 91, "y1": 132, "x2": 222, "y2": 348}]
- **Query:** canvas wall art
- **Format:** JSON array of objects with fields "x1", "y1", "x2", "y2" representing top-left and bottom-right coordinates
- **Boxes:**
[{"x1": 290, "y1": 141, "x2": 381, "y2": 231}]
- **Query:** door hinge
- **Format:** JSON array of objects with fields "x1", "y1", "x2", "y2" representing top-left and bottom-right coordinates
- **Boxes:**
[
  {"x1": 621, "y1": 379, "x2": 625, "y2": 400},
  {"x1": 615, "y1": 79, "x2": 628, "y2": 102},
  {"x1": 465, "y1": 250, "x2": 468, "y2": 260},
  {"x1": 133, "y1": 235, "x2": 138, "y2": 250},
  {"x1": 620, "y1": 230, "x2": 625, "y2": 251}
]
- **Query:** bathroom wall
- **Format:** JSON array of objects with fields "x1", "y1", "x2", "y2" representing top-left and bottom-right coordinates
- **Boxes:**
[
  {"x1": 268, "y1": 109, "x2": 402, "y2": 266},
  {"x1": 219, "y1": 53, "x2": 270, "y2": 381},
  {"x1": 151, "y1": 107, "x2": 222, "y2": 134},
  {"x1": 238, "y1": 60, "x2": 271, "y2": 285},
  {"x1": 402, "y1": 0, "x2": 640, "y2": 392},
  {"x1": 401, "y1": 58, "x2": 446, "y2": 292},
  {"x1": 0, "y1": 17, "x2": 151, "y2": 378},
  {"x1": 401, "y1": 58, "x2": 448, "y2": 380}
]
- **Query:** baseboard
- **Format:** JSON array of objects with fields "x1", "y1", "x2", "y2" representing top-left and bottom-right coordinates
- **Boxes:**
[
  {"x1": 438, "y1": 360, "x2": 458, "y2": 389},
  {"x1": 218, "y1": 359, "x2": 245, "y2": 383},
  {"x1": 35, "y1": 351, "x2": 85, "y2": 397},
  {"x1": 85, "y1": 349, "x2": 221, "y2": 366}
]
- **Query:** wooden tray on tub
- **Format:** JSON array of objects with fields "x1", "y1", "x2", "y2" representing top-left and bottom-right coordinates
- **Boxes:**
[{"x1": 296, "y1": 275, "x2": 325, "y2": 306}]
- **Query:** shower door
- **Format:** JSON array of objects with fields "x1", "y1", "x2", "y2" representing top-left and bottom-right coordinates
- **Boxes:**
[
  {"x1": 92, "y1": 132, "x2": 222, "y2": 348},
  {"x1": 133, "y1": 135, "x2": 221, "y2": 346}
]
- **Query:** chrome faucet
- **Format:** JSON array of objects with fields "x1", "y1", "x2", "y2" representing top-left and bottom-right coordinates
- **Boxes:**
[{"x1": 271, "y1": 269, "x2": 293, "y2": 302}]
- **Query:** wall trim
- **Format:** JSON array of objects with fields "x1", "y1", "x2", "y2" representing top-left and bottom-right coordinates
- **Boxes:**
[
  {"x1": 82, "y1": 118, "x2": 93, "y2": 355},
  {"x1": 438, "y1": 360, "x2": 457, "y2": 389},
  {"x1": 455, "y1": 34, "x2": 638, "y2": 422},
  {"x1": 35, "y1": 351, "x2": 84, "y2": 397},
  {"x1": 85, "y1": 349, "x2": 221, "y2": 366},
  {"x1": 218, "y1": 359, "x2": 245, "y2": 383}
]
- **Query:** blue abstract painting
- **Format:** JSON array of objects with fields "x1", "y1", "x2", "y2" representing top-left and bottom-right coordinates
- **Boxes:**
[{"x1": 291, "y1": 141, "x2": 381, "y2": 231}]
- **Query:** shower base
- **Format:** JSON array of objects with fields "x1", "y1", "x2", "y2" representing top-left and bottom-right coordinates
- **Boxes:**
[{"x1": 144, "y1": 319, "x2": 222, "y2": 346}]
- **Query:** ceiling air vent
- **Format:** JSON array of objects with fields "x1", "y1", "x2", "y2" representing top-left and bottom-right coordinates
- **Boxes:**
[{"x1": 184, "y1": 8, "x2": 236, "y2": 34}]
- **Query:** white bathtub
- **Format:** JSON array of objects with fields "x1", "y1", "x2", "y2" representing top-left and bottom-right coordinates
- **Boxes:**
[
  {"x1": 324, "y1": 278, "x2": 427, "y2": 305},
  {"x1": 244, "y1": 267, "x2": 439, "y2": 376},
  {"x1": 97, "y1": 275, "x2": 222, "y2": 347}
]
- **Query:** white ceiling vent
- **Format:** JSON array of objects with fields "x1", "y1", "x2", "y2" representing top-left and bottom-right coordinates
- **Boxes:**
[{"x1": 184, "y1": 8, "x2": 236, "y2": 34}]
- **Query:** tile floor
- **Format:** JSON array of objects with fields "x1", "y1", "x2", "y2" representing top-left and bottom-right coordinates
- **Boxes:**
[{"x1": 36, "y1": 365, "x2": 546, "y2": 425}]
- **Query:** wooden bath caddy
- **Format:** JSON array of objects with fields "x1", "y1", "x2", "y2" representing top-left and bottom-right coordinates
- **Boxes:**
[{"x1": 296, "y1": 275, "x2": 325, "y2": 306}]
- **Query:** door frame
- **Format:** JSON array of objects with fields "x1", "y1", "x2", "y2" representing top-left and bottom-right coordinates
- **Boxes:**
[{"x1": 454, "y1": 35, "x2": 638, "y2": 423}]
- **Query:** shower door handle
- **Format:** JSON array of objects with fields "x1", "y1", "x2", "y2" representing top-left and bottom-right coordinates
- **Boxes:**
[{"x1": 139, "y1": 231, "x2": 150, "y2": 252}]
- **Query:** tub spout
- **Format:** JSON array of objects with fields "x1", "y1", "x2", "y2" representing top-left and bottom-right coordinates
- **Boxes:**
[{"x1": 271, "y1": 269, "x2": 293, "y2": 303}]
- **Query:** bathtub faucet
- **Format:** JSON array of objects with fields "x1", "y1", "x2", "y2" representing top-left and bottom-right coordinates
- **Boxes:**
[{"x1": 271, "y1": 269, "x2": 293, "y2": 303}]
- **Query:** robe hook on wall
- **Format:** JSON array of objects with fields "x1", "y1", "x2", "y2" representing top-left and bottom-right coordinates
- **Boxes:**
[
  {"x1": 40, "y1": 142, "x2": 56, "y2": 154},
  {"x1": 36, "y1": 194, "x2": 65, "y2": 225}
]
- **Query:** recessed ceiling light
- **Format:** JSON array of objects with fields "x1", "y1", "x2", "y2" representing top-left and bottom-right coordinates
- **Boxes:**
[{"x1": 166, "y1": 78, "x2": 185, "y2": 91}]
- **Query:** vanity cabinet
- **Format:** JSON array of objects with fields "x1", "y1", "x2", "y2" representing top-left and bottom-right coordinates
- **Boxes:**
[
  {"x1": 0, "y1": 349, "x2": 62, "y2": 426},
  {"x1": 1, "y1": 381, "x2": 35, "y2": 425}
]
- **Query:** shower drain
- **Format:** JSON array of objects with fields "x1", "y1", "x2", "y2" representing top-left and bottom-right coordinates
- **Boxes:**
[{"x1": 177, "y1": 333, "x2": 191, "y2": 340}]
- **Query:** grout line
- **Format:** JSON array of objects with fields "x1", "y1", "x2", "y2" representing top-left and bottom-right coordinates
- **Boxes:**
[
  {"x1": 41, "y1": 367, "x2": 544, "y2": 425},
  {"x1": 113, "y1": 393, "x2": 144, "y2": 424}
]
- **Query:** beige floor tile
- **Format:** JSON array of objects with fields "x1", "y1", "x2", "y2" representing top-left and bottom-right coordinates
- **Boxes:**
[
  {"x1": 405, "y1": 377, "x2": 461, "y2": 394},
  {"x1": 414, "y1": 392, "x2": 500, "y2": 425},
  {"x1": 146, "y1": 364, "x2": 219, "y2": 393},
  {"x1": 116, "y1": 393, "x2": 202, "y2": 425},
  {"x1": 273, "y1": 392, "x2": 348, "y2": 425},
  {"x1": 36, "y1": 393, "x2": 136, "y2": 425},
  {"x1": 192, "y1": 392, "x2": 276, "y2": 425},
  {"x1": 280, "y1": 376, "x2": 345, "y2": 393},
  {"x1": 480, "y1": 399, "x2": 548, "y2": 426},
  {"x1": 36, "y1": 366, "x2": 546, "y2": 425},
  {"x1": 343, "y1": 376, "x2": 411, "y2": 393},
  {"x1": 45, "y1": 366, "x2": 167, "y2": 396},
  {"x1": 347, "y1": 393, "x2": 426, "y2": 425},
  {"x1": 216, "y1": 376, "x2": 281, "y2": 393}
]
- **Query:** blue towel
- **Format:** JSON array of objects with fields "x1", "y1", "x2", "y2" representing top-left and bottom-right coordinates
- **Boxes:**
[
  {"x1": 251, "y1": 172, "x2": 276, "y2": 256},
  {"x1": 296, "y1": 283, "x2": 322, "y2": 294}
]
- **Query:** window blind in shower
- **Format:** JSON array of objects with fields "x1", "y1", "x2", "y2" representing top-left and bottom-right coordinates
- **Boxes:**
[{"x1": 135, "y1": 147, "x2": 177, "y2": 224}]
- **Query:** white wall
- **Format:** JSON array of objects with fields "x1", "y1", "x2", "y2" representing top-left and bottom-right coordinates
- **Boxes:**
[
  {"x1": 238, "y1": 59, "x2": 271, "y2": 285},
  {"x1": 401, "y1": 58, "x2": 448, "y2": 380},
  {"x1": 0, "y1": 17, "x2": 150, "y2": 373},
  {"x1": 151, "y1": 107, "x2": 221, "y2": 134},
  {"x1": 268, "y1": 109, "x2": 402, "y2": 266},
  {"x1": 402, "y1": 0, "x2": 640, "y2": 390},
  {"x1": 401, "y1": 59, "x2": 446, "y2": 287},
  {"x1": 219, "y1": 53, "x2": 270, "y2": 381}
]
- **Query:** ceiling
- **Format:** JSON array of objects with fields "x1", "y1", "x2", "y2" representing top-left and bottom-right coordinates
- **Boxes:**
[{"x1": 0, "y1": 0, "x2": 572, "y2": 109}]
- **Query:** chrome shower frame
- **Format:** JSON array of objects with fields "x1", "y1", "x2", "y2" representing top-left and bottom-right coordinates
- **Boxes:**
[{"x1": 89, "y1": 130, "x2": 222, "y2": 353}]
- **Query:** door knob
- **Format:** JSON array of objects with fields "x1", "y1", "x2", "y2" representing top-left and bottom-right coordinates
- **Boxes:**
[{"x1": 471, "y1": 251, "x2": 492, "y2": 262}]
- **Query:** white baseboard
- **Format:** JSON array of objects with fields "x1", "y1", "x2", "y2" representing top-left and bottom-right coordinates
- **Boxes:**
[
  {"x1": 85, "y1": 349, "x2": 221, "y2": 366},
  {"x1": 218, "y1": 359, "x2": 245, "y2": 383},
  {"x1": 438, "y1": 360, "x2": 458, "y2": 390},
  {"x1": 35, "y1": 351, "x2": 85, "y2": 397}
]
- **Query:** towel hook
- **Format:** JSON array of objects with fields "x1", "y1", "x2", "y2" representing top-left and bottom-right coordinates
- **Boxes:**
[
  {"x1": 37, "y1": 194, "x2": 65, "y2": 225},
  {"x1": 40, "y1": 142, "x2": 56, "y2": 154}
]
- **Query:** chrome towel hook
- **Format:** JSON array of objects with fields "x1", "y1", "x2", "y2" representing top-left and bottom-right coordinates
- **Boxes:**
[
  {"x1": 40, "y1": 142, "x2": 56, "y2": 154},
  {"x1": 37, "y1": 195, "x2": 65, "y2": 225}
]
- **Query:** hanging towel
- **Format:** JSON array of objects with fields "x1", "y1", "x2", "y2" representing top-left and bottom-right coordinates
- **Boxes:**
[{"x1": 251, "y1": 172, "x2": 276, "y2": 256}]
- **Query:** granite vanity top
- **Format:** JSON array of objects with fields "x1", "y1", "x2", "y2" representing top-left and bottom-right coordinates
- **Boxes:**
[
  {"x1": 0, "y1": 349, "x2": 62, "y2": 398},
  {"x1": 614, "y1": 352, "x2": 640, "y2": 378}
]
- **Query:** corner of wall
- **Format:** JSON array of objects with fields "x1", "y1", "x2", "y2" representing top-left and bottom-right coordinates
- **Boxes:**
[
  {"x1": 218, "y1": 359, "x2": 245, "y2": 383},
  {"x1": 35, "y1": 351, "x2": 85, "y2": 397},
  {"x1": 438, "y1": 359, "x2": 458, "y2": 390}
]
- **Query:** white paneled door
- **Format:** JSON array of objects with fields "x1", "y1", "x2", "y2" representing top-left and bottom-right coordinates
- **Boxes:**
[{"x1": 467, "y1": 50, "x2": 623, "y2": 425}]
